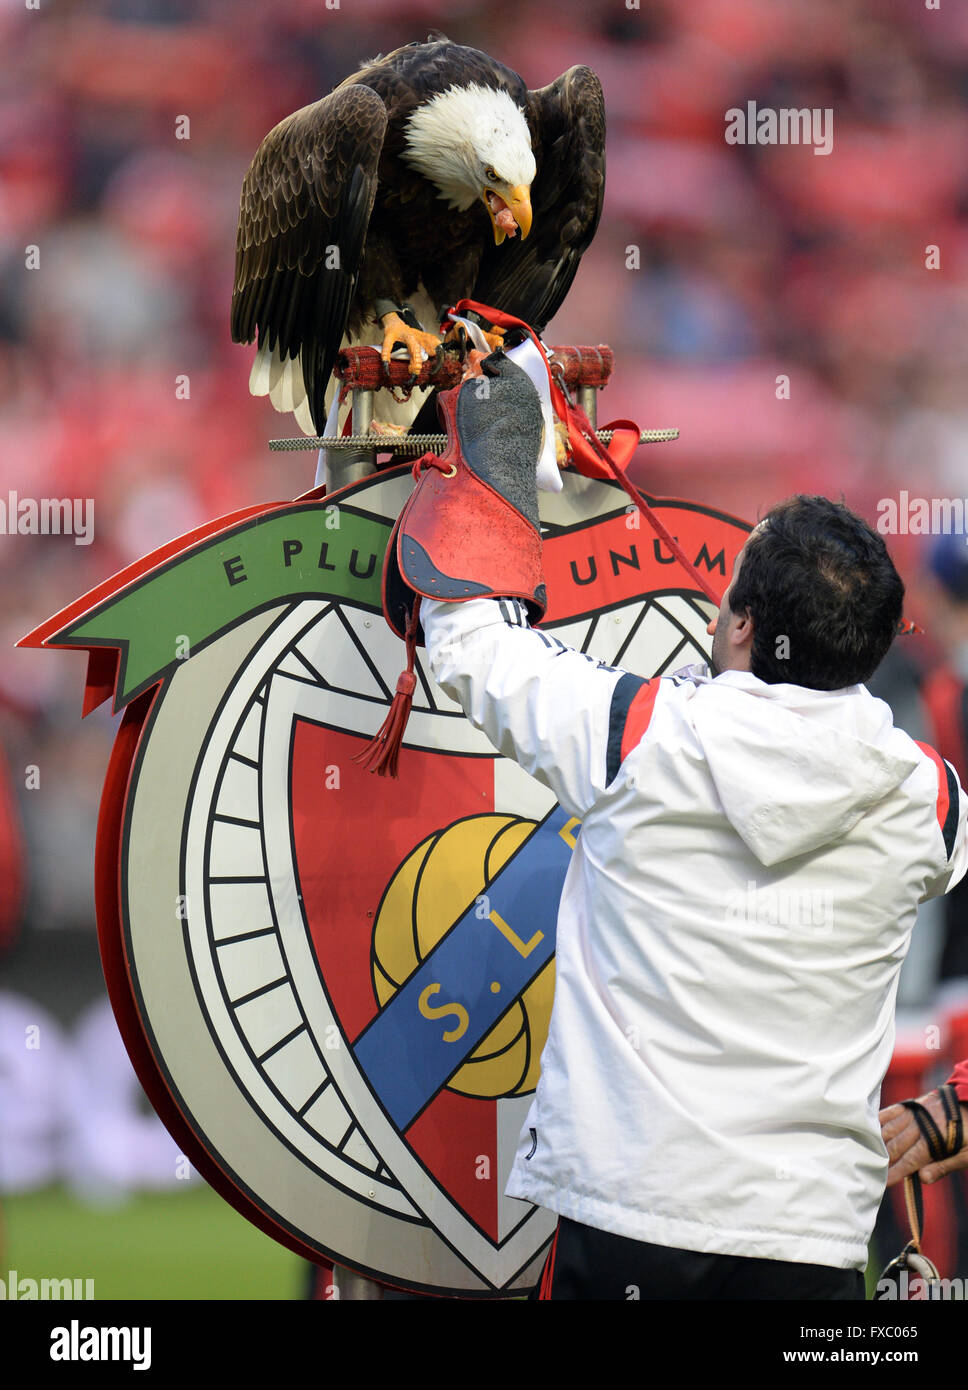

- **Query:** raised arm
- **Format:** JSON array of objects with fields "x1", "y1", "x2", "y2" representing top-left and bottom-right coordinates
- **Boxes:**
[
  {"x1": 423, "y1": 595, "x2": 658, "y2": 818},
  {"x1": 373, "y1": 346, "x2": 661, "y2": 809}
]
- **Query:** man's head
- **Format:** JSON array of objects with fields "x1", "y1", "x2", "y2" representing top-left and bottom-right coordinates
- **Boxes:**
[{"x1": 707, "y1": 495, "x2": 904, "y2": 690}]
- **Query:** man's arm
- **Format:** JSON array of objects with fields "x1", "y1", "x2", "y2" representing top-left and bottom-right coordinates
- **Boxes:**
[
  {"x1": 423, "y1": 596, "x2": 660, "y2": 820},
  {"x1": 383, "y1": 348, "x2": 663, "y2": 806}
]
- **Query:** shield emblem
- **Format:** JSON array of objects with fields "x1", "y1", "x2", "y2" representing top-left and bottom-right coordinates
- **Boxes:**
[{"x1": 20, "y1": 466, "x2": 749, "y2": 1295}]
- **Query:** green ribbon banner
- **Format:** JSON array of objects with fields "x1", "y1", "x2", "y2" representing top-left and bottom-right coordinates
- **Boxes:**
[{"x1": 57, "y1": 504, "x2": 392, "y2": 707}]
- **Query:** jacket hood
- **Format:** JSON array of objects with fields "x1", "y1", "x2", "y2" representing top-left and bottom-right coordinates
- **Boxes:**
[{"x1": 687, "y1": 669, "x2": 920, "y2": 867}]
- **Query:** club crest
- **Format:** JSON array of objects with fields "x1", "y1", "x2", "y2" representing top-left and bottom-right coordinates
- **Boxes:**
[{"x1": 21, "y1": 466, "x2": 748, "y2": 1296}]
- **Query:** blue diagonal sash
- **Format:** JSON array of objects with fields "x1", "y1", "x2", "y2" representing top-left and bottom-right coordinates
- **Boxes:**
[{"x1": 353, "y1": 806, "x2": 579, "y2": 1130}]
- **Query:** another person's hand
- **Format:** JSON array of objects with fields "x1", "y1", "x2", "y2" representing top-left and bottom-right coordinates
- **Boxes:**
[{"x1": 879, "y1": 1088, "x2": 968, "y2": 1185}]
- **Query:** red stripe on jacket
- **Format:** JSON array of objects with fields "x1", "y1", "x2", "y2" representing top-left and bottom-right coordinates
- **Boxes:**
[
  {"x1": 620, "y1": 681, "x2": 661, "y2": 764},
  {"x1": 915, "y1": 740, "x2": 951, "y2": 839}
]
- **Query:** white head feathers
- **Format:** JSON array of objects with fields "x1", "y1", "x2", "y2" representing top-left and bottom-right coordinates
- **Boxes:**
[{"x1": 402, "y1": 83, "x2": 535, "y2": 209}]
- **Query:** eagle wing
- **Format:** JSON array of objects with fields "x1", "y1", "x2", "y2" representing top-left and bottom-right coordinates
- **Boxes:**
[
  {"x1": 231, "y1": 84, "x2": 388, "y2": 434},
  {"x1": 470, "y1": 66, "x2": 605, "y2": 335}
]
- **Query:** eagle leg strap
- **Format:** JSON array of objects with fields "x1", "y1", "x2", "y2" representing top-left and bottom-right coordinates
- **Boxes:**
[{"x1": 449, "y1": 298, "x2": 722, "y2": 605}]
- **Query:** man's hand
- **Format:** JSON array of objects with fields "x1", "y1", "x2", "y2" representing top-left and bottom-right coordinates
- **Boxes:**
[{"x1": 879, "y1": 1089, "x2": 968, "y2": 1185}]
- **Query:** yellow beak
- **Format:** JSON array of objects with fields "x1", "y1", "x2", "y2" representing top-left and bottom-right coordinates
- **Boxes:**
[
  {"x1": 484, "y1": 185, "x2": 533, "y2": 244},
  {"x1": 508, "y1": 185, "x2": 532, "y2": 240}
]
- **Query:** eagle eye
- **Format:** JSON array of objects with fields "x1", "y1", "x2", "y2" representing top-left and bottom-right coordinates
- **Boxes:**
[{"x1": 485, "y1": 165, "x2": 498, "y2": 184}]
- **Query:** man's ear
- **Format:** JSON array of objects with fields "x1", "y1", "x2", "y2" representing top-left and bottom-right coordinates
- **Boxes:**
[{"x1": 732, "y1": 610, "x2": 754, "y2": 654}]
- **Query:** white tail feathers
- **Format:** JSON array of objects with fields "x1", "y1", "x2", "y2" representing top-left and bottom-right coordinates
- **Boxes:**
[
  {"x1": 247, "y1": 339, "x2": 274, "y2": 395},
  {"x1": 248, "y1": 340, "x2": 316, "y2": 435},
  {"x1": 247, "y1": 280, "x2": 440, "y2": 438},
  {"x1": 268, "y1": 346, "x2": 296, "y2": 413},
  {"x1": 293, "y1": 395, "x2": 316, "y2": 436}
]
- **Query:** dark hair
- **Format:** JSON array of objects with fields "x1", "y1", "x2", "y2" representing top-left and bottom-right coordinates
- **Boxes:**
[{"x1": 728, "y1": 496, "x2": 904, "y2": 690}]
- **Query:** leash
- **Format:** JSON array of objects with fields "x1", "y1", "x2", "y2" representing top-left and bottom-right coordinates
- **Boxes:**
[{"x1": 875, "y1": 1084, "x2": 963, "y2": 1295}]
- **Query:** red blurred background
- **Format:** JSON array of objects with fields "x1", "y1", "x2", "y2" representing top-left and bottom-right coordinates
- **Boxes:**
[{"x1": 2, "y1": 0, "x2": 967, "y2": 1280}]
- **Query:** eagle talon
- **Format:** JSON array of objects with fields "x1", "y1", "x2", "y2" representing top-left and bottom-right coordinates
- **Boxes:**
[
  {"x1": 443, "y1": 322, "x2": 470, "y2": 352},
  {"x1": 379, "y1": 311, "x2": 441, "y2": 379}
]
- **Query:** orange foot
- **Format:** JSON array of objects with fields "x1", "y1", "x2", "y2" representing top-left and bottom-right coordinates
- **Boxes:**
[
  {"x1": 368, "y1": 420, "x2": 409, "y2": 436},
  {"x1": 443, "y1": 321, "x2": 505, "y2": 354},
  {"x1": 460, "y1": 348, "x2": 489, "y2": 381},
  {"x1": 554, "y1": 418, "x2": 570, "y2": 466},
  {"x1": 380, "y1": 313, "x2": 441, "y2": 376}
]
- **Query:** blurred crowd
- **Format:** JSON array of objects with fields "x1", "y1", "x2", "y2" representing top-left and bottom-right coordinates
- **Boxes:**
[{"x1": 2, "y1": 0, "x2": 968, "y2": 1253}]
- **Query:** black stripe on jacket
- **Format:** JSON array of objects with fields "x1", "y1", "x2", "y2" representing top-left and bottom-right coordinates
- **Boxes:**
[{"x1": 606, "y1": 673, "x2": 647, "y2": 786}]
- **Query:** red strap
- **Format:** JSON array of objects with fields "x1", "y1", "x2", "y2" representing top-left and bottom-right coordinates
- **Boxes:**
[
  {"x1": 538, "y1": 1223, "x2": 560, "y2": 1300},
  {"x1": 451, "y1": 299, "x2": 626, "y2": 471},
  {"x1": 448, "y1": 300, "x2": 721, "y2": 605}
]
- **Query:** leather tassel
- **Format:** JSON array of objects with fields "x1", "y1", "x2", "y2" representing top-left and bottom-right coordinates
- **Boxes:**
[{"x1": 354, "y1": 598, "x2": 421, "y2": 777}]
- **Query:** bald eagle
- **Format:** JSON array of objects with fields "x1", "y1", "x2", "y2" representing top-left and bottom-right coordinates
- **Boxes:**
[{"x1": 231, "y1": 37, "x2": 605, "y2": 435}]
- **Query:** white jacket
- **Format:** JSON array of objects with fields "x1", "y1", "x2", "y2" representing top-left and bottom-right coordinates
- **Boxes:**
[{"x1": 422, "y1": 596, "x2": 968, "y2": 1269}]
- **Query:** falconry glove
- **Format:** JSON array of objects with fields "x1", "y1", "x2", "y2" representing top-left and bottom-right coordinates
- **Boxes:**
[
  {"x1": 383, "y1": 348, "x2": 548, "y2": 643},
  {"x1": 358, "y1": 349, "x2": 547, "y2": 776}
]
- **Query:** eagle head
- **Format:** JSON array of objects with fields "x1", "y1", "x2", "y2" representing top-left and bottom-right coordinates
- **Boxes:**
[{"x1": 402, "y1": 83, "x2": 534, "y2": 243}]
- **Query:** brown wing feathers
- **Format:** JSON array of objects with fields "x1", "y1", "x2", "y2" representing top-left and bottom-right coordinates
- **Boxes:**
[{"x1": 231, "y1": 84, "x2": 387, "y2": 431}]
